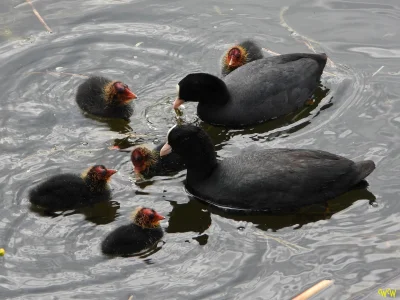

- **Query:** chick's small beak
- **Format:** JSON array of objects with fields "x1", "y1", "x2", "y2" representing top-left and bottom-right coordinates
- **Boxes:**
[
  {"x1": 228, "y1": 56, "x2": 235, "y2": 66},
  {"x1": 153, "y1": 212, "x2": 165, "y2": 222},
  {"x1": 105, "y1": 169, "x2": 117, "y2": 178},
  {"x1": 173, "y1": 98, "x2": 185, "y2": 109},
  {"x1": 160, "y1": 143, "x2": 172, "y2": 157},
  {"x1": 124, "y1": 88, "x2": 137, "y2": 101}
]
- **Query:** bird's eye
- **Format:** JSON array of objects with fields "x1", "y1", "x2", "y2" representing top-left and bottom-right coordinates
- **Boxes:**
[
  {"x1": 135, "y1": 156, "x2": 143, "y2": 162},
  {"x1": 149, "y1": 213, "x2": 154, "y2": 220}
]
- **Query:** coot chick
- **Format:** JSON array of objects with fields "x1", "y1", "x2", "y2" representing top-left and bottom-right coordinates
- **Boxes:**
[
  {"x1": 160, "y1": 125, "x2": 376, "y2": 212},
  {"x1": 221, "y1": 40, "x2": 264, "y2": 76},
  {"x1": 29, "y1": 165, "x2": 117, "y2": 211},
  {"x1": 131, "y1": 143, "x2": 186, "y2": 178},
  {"x1": 173, "y1": 52, "x2": 327, "y2": 128},
  {"x1": 101, "y1": 207, "x2": 165, "y2": 256},
  {"x1": 76, "y1": 76, "x2": 137, "y2": 120}
]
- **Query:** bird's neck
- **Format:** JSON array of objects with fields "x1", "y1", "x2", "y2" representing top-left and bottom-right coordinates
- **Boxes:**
[
  {"x1": 204, "y1": 84, "x2": 230, "y2": 106},
  {"x1": 133, "y1": 218, "x2": 160, "y2": 229},
  {"x1": 186, "y1": 151, "x2": 218, "y2": 181}
]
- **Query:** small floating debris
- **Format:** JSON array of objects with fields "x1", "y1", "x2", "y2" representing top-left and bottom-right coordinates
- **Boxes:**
[
  {"x1": 0, "y1": 27, "x2": 12, "y2": 38},
  {"x1": 372, "y1": 66, "x2": 384, "y2": 77},
  {"x1": 0, "y1": 248, "x2": 5, "y2": 256},
  {"x1": 292, "y1": 279, "x2": 334, "y2": 300},
  {"x1": 135, "y1": 42, "x2": 143, "y2": 47},
  {"x1": 262, "y1": 47, "x2": 280, "y2": 56},
  {"x1": 26, "y1": 0, "x2": 52, "y2": 33},
  {"x1": 174, "y1": 108, "x2": 183, "y2": 117},
  {"x1": 213, "y1": 6, "x2": 223, "y2": 15}
]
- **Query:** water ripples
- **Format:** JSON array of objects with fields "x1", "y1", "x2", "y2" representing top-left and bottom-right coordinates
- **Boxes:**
[{"x1": 0, "y1": 0, "x2": 399, "y2": 299}]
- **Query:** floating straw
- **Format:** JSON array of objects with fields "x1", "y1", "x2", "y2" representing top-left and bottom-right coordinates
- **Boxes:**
[
  {"x1": 292, "y1": 280, "x2": 334, "y2": 300},
  {"x1": 26, "y1": 0, "x2": 52, "y2": 33}
]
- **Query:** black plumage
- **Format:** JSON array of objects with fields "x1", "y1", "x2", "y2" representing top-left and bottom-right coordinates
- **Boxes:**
[
  {"x1": 174, "y1": 52, "x2": 327, "y2": 128},
  {"x1": 76, "y1": 76, "x2": 136, "y2": 120},
  {"x1": 101, "y1": 207, "x2": 164, "y2": 256},
  {"x1": 29, "y1": 165, "x2": 116, "y2": 211},
  {"x1": 161, "y1": 125, "x2": 376, "y2": 212}
]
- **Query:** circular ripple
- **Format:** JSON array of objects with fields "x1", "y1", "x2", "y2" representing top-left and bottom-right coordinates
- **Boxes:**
[{"x1": 0, "y1": 0, "x2": 399, "y2": 299}]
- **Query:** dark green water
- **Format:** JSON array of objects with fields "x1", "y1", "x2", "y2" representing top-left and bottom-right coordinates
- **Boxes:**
[{"x1": 0, "y1": 0, "x2": 399, "y2": 299}]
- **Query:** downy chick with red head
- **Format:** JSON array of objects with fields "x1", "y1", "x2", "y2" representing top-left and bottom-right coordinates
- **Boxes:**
[
  {"x1": 131, "y1": 143, "x2": 186, "y2": 179},
  {"x1": 76, "y1": 76, "x2": 137, "y2": 120},
  {"x1": 101, "y1": 207, "x2": 165, "y2": 256},
  {"x1": 29, "y1": 165, "x2": 117, "y2": 211},
  {"x1": 221, "y1": 40, "x2": 264, "y2": 77}
]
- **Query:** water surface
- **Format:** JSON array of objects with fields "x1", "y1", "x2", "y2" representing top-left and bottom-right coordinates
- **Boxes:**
[{"x1": 0, "y1": 0, "x2": 399, "y2": 299}]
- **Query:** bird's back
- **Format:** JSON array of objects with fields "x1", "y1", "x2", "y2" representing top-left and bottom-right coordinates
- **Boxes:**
[
  {"x1": 101, "y1": 224, "x2": 163, "y2": 255},
  {"x1": 29, "y1": 173, "x2": 110, "y2": 210},
  {"x1": 76, "y1": 76, "x2": 109, "y2": 116},
  {"x1": 187, "y1": 148, "x2": 374, "y2": 212},
  {"x1": 200, "y1": 53, "x2": 327, "y2": 127}
]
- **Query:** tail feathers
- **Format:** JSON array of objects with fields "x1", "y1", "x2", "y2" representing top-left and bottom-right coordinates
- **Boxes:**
[
  {"x1": 355, "y1": 160, "x2": 376, "y2": 181},
  {"x1": 292, "y1": 53, "x2": 327, "y2": 73},
  {"x1": 295, "y1": 52, "x2": 327, "y2": 63},
  {"x1": 312, "y1": 53, "x2": 328, "y2": 72}
]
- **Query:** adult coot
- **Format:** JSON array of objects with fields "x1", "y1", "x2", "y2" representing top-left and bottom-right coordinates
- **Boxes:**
[
  {"x1": 160, "y1": 125, "x2": 376, "y2": 212},
  {"x1": 29, "y1": 165, "x2": 117, "y2": 211},
  {"x1": 221, "y1": 40, "x2": 264, "y2": 76},
  {"x1": 131, "y1": 143, "x2": 186, "y2": 178},
  {"x1": 101, "y1": 207, "x2": 165, "y2": 256},
  {"x1": 76, "y1": 76, "x2": 137, "y2": 120},
  {"x1": 173, "y1": 52, "x2": 327, "y2": 128}
]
